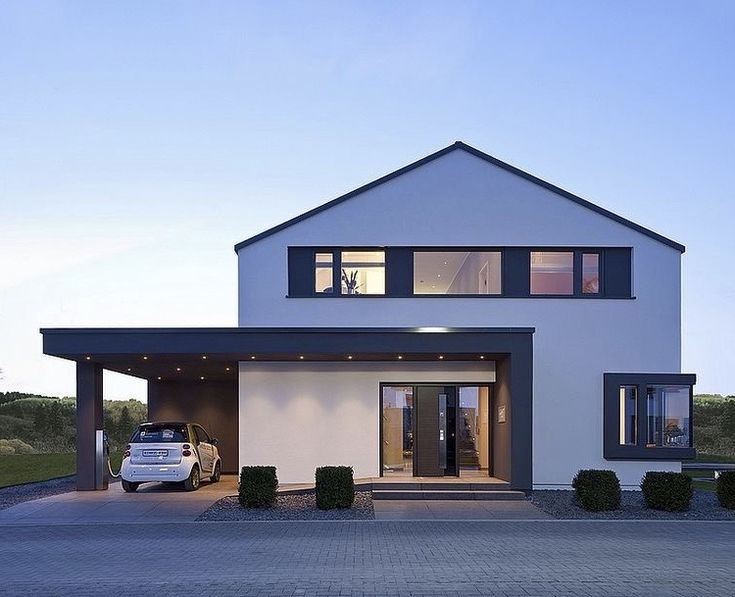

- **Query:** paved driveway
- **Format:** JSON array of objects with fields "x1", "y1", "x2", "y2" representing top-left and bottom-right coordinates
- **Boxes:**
[
  {"x1": 0, "y1": 520, "x2": 733, "y2": 596},
  {"x1": 0, "y1": 475, "x2": 238, "y2": 525}
]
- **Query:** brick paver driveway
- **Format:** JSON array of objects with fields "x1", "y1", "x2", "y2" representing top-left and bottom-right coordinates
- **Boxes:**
[{"x1": 1, "y1": 520, "x2": 733, "y2": 596}]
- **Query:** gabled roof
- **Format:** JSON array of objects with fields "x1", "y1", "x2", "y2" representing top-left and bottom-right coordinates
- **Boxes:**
[{"x1": 234, "y1": 141, "x2": 685, "y2": 253}]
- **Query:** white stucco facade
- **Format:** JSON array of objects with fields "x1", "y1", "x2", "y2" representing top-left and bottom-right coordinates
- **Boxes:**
[
  {"x1": 239, "y1": 362, "x2": 495, "y2": 484},
  {"x1": 235, "y1": 146, "x2": 686, "y2": 488}
]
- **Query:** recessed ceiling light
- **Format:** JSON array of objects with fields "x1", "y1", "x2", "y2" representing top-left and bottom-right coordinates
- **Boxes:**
[
  {"x1": 347, "y1": 355, "x2": 353, "y2": 360},
  {"x1": 397, "y1": 355, "x2": 403, "y2": 360},
  {"x1": 176, "y1": 367, "x2": 181, "y2": 371},
  {"x1": 127, "y1": 368, "x2": 131, "y2": 372},
  {"x1": 251, "y1": 355, "x2": 256, "y2": 359},
  {"x1": 226, "y1": 367, "x2": 231, "y2": 371},
  {"x1": 443, "y1": 261, "x2": 448, "y2": 265},
  {"x1": 143, "y1": 356, "x2": 148, "y2": 360},
  {"x1": 157, "y1": 376, "x2": 161, "y2": 381},
  {"x1": 299, "y1": 355, "x2": 304, "y2": 360},
  {"x1": 202, "y1": 355, "x2": 207, "y2": 360},
  {"x1": 438, "y1": 355, "x2": 444, "y2": 360},
  {"x1": 200, "y1": 376, "x2": 205, "y2": 380},
  {"x1": 437, "y1": 274, "x2": 441, "y2": 278},
  {"x1": 85, "y1": 356, "x2": 91, "y2": 360},
  {"x1": 479, "y1": 355, "x2": 485, "y2": 360}
]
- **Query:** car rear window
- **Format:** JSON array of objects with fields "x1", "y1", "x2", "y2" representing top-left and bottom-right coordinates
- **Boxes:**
[{"x1": 132, "y1": 425, "x2": 188, "y2": 443}]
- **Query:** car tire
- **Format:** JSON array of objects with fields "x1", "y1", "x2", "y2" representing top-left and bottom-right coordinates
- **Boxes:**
[
  {"x1": 183, "y1": 465, "x2": 200, "y2": 491},
  {"x1": 122, "y1": 480, "x2": 139, "y2": 493},
  {"x1": 210, "y1": 462, "x2": 221, "y2": 483}
]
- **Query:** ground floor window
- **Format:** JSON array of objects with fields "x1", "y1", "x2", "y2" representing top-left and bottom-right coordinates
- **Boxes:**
[{"x1": 603, "y1": 373, "x2": 696, "y2": 460}]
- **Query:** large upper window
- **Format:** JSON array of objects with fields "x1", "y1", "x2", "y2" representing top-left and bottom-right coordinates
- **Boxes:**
[
  {"x1": 530, "y1": 252, "x2": 574, "y2": 295},
  {"x1": 340, "y1": 251, "x2": 385, "y2": 295},
  {"x1": 414, "y1": 251, "x2": 501, "y2": 295},
  {"x1": 603, "y1": 373, "x2": 695, "y2": 460}
]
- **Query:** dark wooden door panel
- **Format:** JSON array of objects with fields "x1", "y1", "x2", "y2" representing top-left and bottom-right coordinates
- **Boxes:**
[{"x1": 415, "y1": 386, "x2": 441, "y2": 476}]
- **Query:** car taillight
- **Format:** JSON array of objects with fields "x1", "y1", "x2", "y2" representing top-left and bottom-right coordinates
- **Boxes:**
[{"x1": 182, "y1": 450, "x2": 192, "y2": 457}]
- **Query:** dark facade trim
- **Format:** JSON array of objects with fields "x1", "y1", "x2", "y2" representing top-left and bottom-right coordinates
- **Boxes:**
[
  {"x1": 288, "y1": 245, "x2": 633, "y2": 299},
  {"x1": 234, "y1": 141, "x2": 685, "y2": 253},
  {"x1": 603, "y1": 373, "x2": 697, "y2": 461}
]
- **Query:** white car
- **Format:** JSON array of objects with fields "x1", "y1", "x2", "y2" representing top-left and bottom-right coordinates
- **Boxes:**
[{"x1": 120, "y1": 422, "x2": 221, "y2": 492}]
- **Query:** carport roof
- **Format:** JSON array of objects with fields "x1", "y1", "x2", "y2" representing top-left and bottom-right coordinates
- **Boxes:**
[{"x1": 41, "y1": 326, "x2": 535, "y2": 382}]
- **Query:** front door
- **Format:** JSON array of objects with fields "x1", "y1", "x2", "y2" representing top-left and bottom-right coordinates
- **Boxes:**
[{"x1": 414, "y1": 386, "x2": 458, "y2": 477}]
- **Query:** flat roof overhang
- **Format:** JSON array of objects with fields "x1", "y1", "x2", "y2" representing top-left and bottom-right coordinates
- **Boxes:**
[{"x1": 41, "y1": 326, "x2": 535, "y2": 382}]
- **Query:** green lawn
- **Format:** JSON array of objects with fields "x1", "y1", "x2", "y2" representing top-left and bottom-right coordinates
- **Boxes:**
[
  {"x1": 695, "y1": 452, "x2": 735, "y2": 463},
  {"x1": 0, "y1": 453, "x2": 123, "y2": 488}
]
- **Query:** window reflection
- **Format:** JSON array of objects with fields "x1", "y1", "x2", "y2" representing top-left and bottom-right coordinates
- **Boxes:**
[
  {"x1": 646, "y1": 385, "x2": 691, "y2": 448},
  {"x1": 530, "y1": 251, "x2": 574, "y2": 295}
]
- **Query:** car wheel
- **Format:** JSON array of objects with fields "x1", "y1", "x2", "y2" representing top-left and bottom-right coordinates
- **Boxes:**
[
  {"x1": 183, "y1": 465, "x2": 200, "y2": 491},
  {"x1": 122, "y1": 480, "x2": 139, "y2": 493},
  {"x1": 210, "y1": 462, "x2": 221, "y2": 483}
]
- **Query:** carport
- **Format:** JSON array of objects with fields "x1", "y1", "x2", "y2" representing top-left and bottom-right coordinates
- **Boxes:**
[{"x1": 41, "y1": 327, "x2": 534, "y2": 491}]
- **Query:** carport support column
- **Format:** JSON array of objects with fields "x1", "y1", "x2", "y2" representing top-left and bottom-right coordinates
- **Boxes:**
[{"x1": 76, "y1": 362, "x2": 104, "y2": 490}]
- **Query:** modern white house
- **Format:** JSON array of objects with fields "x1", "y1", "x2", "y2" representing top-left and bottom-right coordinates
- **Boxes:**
[{"x1": 42, "y1": 141, "x2": 696, "y2": 491}]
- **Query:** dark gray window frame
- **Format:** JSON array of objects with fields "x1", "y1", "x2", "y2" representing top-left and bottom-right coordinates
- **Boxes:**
[
  {"x1": 288, "y1": 246, "x2": 632, "y2": 299},
  {"x1": 603, "y1": 373, "x2": 696, "y2": 460}
]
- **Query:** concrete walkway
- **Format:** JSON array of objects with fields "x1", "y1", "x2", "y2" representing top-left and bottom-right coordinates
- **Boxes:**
[{"x1": 0, "y1": 475, "x2": 238, "y2": 525}]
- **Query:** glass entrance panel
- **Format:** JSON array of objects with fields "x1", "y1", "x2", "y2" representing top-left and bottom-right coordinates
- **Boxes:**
[
  {"x1": 381, "y1": 386, "x2": 413, "y2": 476},
  {"x1": 459, "y1": 386, "x2": 490, "y2": 472}
]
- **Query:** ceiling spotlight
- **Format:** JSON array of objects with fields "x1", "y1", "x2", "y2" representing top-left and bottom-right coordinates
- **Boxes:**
[
  {"x1": 438, "y1": 355, "x2": 444, "y2": 360},
  {"x1": 397, "y1": 355, "x2": 403, "y2": 360},
  {"x1": 202, "y1": 355, "x2": 207, "y2": 360},
  {"x1": 443, "y1": 261, "x2": 448, "y2": 265},
  {"x1": 157, "y1": 376, "x2": 161, "y2": 381},
  {"x1": 176, "y1": 367, "x2": 181, "y2": 371},
  {"x1": 200, "y1": 376, "x2": 205, "y2": 380},
  {"x1": 85, "y1": 356, "x2": 91, "y2": 361},
  {"x1": 299, "y1": 355, "x2": 304, "y2": 360},
  {"x1": 479, "y1": 355, "x2": 485, "y2": 360},
  {"x1": 226, "y1": 367, "x2": 231, "y2": 371},
  {"x1": 250, "y1": 355, "x2": 256, "y2": 360},
  {"x1": 347, "y1": 355, "x2": 353, "y2": 360},
  {"x1": 437, "y1": 274, "x2": 441, "y2": 278},
  {"x1": 127, "y1": 368, "x2": 131, "y2": 372},
  {"x1": 143, "y1": 356, "x2": 148, "y2": 360}
]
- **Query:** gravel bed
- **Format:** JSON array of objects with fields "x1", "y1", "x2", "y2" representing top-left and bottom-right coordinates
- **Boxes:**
[
  {"x1": 531, "y1": 489, "x2": 735, "y2": 520},
  {"x1": 0, "y1": 475, "x2": 76, "y2": 511},
  {"x1": 197, "y1": 490, "x2": 375, "y2": 521}
]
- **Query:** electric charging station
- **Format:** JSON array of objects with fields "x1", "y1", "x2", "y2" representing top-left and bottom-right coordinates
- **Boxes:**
[{"x1": 95, "y1": 430, "x2": 109, "y2": 490}]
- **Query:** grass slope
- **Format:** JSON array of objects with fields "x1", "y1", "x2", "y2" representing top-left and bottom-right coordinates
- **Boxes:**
[{"x1": 0, "y1": 453, "x2": 123, "y2": 488}]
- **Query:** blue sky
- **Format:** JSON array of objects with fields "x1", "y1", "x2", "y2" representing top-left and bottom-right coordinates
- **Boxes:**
[{"x1": 1, "y1": 1, "x2": 733, "y2": 399}]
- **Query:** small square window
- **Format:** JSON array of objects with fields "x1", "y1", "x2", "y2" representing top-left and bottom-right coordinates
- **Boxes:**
[{"x1": 530, "y1": 252, "x2": 574, "y2": 295}]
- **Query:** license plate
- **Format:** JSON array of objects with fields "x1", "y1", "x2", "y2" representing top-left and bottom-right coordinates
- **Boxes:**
[{"x1": 143, "y1": 449, "x2": 168, "y2": 457}]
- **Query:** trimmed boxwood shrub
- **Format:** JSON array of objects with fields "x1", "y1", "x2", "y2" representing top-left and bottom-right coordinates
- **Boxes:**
[
  {"x1": 315, "y1": 466, "x2": 355, "y2": 510},
  {"x1": 239, "y1": 466, "x2": 278, "y2": 508},
  {"x1": 716, "y1": 471, "x2": 735, "y2": 509},
  {"x1": 640, "y1": 471, "x2": 692, "y2": 511},
  {"x1": 571, "y1": 469, "x2": 621, "y2": 511}
]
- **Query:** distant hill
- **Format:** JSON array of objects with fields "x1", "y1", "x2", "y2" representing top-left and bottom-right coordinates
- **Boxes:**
[{"x1": 0, "y1": 392, "x2": 146, "y2": 454}]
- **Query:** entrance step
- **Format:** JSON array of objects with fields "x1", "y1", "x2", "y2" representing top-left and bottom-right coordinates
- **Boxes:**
[
  {"x1": 372, "y1": 489, "x2": 526, "y2": 501},
  {"x1": 371, "y1": 482, "x2": 511, "y2": 491}
]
